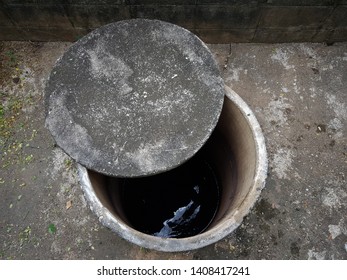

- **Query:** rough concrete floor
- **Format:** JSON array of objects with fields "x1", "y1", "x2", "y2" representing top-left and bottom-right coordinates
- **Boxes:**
[{"x1": 0, "y1": 41, "x2": 346, "y2": 260}]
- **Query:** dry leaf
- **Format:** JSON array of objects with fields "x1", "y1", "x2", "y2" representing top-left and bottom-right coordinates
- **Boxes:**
[{"x1": 66, "y1": 200, "x2": 72, "y2": 210}]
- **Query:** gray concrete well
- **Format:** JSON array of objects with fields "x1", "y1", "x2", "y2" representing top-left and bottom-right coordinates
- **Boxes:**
[{"x1": 78, "y1": 86, "x2": 268, "y2": 252}]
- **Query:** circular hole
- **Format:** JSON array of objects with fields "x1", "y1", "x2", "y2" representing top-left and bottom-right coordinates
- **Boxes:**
[{"x1": 78, "y1": 87, "x2": 267, "y2": 252}]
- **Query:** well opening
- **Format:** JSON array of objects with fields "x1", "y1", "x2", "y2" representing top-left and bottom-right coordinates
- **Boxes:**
[{"x1": 78, "y1": 87, "x2": 267, "y2": 252}]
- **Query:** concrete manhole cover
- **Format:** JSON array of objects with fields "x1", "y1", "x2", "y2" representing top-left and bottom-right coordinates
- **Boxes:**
[{"x1": 45, "y1": 19, "x2": 225, "y2": 177}]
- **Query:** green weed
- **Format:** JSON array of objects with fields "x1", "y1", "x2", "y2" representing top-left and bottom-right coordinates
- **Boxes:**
[
  {"x1": 5, "y1": 50, "x2": 17, "y2": 67},
  {"x1": 48, "y1": 223, "x2": 56, "y2": 234}
]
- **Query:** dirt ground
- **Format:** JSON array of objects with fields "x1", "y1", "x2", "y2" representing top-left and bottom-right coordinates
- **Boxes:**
[{"x1": 0, "y1": 41, "x2": 346, "y2": 259}]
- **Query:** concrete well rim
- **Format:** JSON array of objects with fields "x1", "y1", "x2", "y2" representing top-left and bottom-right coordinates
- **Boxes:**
[{"x1": 78, "y1": 86, "x2": 268, "y2": 252}]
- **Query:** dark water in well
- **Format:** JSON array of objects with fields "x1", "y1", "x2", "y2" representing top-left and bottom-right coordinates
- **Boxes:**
[{"x1": 120, "y1": 153, "x2": 220, "y2": 238}]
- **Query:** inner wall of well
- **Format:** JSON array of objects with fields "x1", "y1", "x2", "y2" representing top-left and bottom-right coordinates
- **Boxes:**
[{"x1": 210, "y1": 95, "x2": 257, "y2": 227}]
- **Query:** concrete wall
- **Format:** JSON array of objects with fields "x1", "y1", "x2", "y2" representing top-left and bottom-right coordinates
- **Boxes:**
[{"x1": 0, "y1": 0, "x2": 346, "y2": 43}]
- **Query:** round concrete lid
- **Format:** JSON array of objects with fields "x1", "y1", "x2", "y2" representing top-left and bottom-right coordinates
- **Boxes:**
[{"x1": 45, "y1": 19, "x2": 225, "y2": 177}]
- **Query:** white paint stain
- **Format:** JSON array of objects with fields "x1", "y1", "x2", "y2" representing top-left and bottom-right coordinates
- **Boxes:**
[
  {"x1": 271, "y1": 48, "x2": 294, "y2": 70},
  {"x1": 308, "y1": 249, "x2": 326, "y2": 260},
  {"x1": 282, "y1": 87, "x2": 289, "y2": 93},
  {"x1": 322, "y1": 188, "x2": 340, "y2": 208},
  {"x1": 329, "y1": 118, "x2": 344, "y2": 139},
  {"x1": 299, "y1": 44, "x2": 318, "y2": 60},
  {"x1": 226, "y1": 66, "x2": 243, "y2": 82},
  {"x1": 264, "y1": 98, "x2": 292, "y2": 127},
  {"x1": 322, "y1": 187, "x2": 347, "y2": 209},
  {"x1": 329, "y1": 225, "x2": 342, "y2": 239},
  {"x1": 328, "y1": 218, "x2": 347, "y2": 239},
  {"x1": 326, "y1": 94, "x2": 347, "y2": 121},
  {"x1": 326, "y1": 94, "x2": 346, "y2": 138},
  {"x1": 271, "y1": 148, "x2": 294, "y2": 179}
]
